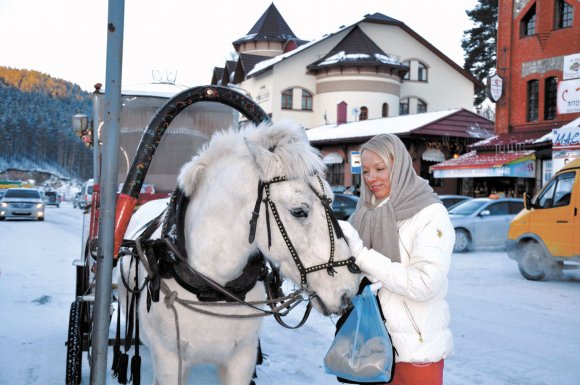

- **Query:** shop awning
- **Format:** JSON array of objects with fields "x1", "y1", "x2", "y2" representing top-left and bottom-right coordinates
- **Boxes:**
[
  {"x1": 431, "y1": 150, "x2": 536, "y2": 178},
  {"x1": 322, "y1": 152, "x2": 344, "y2": 165}
]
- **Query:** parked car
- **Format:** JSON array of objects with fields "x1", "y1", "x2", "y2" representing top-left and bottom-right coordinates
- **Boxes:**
[
  {"x1": 448, "y1": 197, "x2": 524, "y2": 253},
  {"x1": 332, "y1": 193, "x2": 359, "y2": 220},
  {"x1": 0, "y1": 188, "x2": 45, "y2": 221},
  {"x1": 438, "y1": 194, "x2": 473, "y2": 210},
  {"x1": 506, "y1": 157, "x2": 580, "y2": 281},
  {"x1": 43, "y1": 191, "x2": 60, "y2": 208},
  {"x1": 80, "y1": 179, "x2": 94, "y2": 209}
]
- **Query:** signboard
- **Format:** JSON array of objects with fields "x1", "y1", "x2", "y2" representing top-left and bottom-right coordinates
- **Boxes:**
[
  {"x1": 350, "y1": 151, "x2": 361, "y2": 174},
  {"x1": 557, "y1": 78, "x2": 580, "y2": 114},
  {"x1": 542, "y1": 160, "x2": 552, "y2": 186},
  {"x1": 552, "y1": 118, "x2": 580, "y2": 149},
  {"x1": 433, "y1": 160, "x2": 535, "y2": 178},
  {"x1": 563, "y1": 53, "x2": 580, "y2": 80},
  {"x1": 552, "y1": 150, "x2": 580, "y2": 174},
  {"x1": 487, "y1": 73, "x2": 503, "y2": 103}
]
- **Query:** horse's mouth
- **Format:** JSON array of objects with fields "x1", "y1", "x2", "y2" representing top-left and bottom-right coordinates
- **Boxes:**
[{"x1": 312, "y1": 292, "x2": 352, "y2": 316}]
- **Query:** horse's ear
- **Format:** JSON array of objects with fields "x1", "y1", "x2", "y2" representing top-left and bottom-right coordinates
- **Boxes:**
[
  {"x1": 244, "y1": 137, "x2": 276, "y2": 178},
  {"x1": 177, "y1": 156, "x2": 206, "y2": 197}
]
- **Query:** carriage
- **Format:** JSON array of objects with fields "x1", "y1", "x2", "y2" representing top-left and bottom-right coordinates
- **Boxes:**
[{"x1": 65, "y1": 82, "x2": 361, "y2": 385}]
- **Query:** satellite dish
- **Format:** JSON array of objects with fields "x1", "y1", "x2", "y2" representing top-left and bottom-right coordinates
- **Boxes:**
[{"x1": 352, "y1": 107, "x2": 360, "y2": 115}]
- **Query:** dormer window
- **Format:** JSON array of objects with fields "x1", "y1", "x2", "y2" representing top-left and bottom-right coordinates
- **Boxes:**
[{"x1": 521, "y1": 4, "x2": 536, "y2": 37}]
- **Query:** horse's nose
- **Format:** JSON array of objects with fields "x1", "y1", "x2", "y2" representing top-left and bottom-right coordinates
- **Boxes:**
[{"x1": 340, "y1": 292, "x2": 352, "y2": 312}]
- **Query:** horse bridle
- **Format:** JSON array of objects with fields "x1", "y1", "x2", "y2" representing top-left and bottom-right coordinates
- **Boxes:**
[{"x1": 248, "y1": 174, "x2": 360, "y2": 289}]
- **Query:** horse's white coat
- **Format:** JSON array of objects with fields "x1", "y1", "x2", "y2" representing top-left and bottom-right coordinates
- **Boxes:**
[{"x1": 118, "y1": 120, "x2": 360, "y2": 385}]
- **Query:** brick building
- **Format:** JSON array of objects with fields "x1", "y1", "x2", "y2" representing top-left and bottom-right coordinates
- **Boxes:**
[{"x1": 433, "y1": 0, "x2": 580, "y2": 197}]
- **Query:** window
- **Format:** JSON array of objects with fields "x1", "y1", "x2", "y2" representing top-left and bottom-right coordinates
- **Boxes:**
[
  {"x1": 486, "y1": 202, "x2": 509, "y2": 216},
  {"x1": 521, "y1": 5, "x2": 536, "y2": 36},
  {"x1": 359, "y1": 106, "x2": 368, "y2": 121},
  {"x1": 536, "y1": 172, "x2": 575, "y2": 208},
  {"x1": 326, "y1": 163, "x2": 344, "y2": 186},
  {"x1": 526, "y1": 80, "x2": 539, "y2": 121},
  {"x1": 382, "y1": 103, "x2": 389, "y2": 117},
  {"x1": 544, "y1": 77, "x2": 558, "y2": 120},
  {"x1": 417, "y1": 99, "x2": 427, "y2": 113},
  {"x1": 418, "y1": 62, "x2": 428, "y2": 81},
  {"x1": 281, "y1": 89, "x2": 293, "y2": 109},
  {"x1": 402, "y1": 60, "x2": 410, "y2": 80},
  {"x1": 301, "y1": 90, "x2": 313, "y2": 111},
  {"x1": 555, "y1": 0, "x2": 574, "y2": 29},
  {"x1": 399, "y1": 98, "x2": 409, "y2": 115}
]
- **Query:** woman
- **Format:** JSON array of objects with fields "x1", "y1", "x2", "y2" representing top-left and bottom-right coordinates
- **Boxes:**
[{"x1": 339, "y1": 133, "x2": 454, "y2": 385}]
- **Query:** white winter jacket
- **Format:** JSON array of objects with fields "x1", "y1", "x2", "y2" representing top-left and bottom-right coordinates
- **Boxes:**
[{"x1": 355, "y1": 202, "x2": 455, "y2": 363}]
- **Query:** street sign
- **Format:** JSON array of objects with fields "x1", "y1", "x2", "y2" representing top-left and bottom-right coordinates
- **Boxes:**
[
  {"x1": 487, "y1": 73, "x2": 503, "y2": 103},
  {"x1": 350, "y1": 151, "x2": 361, "y2": 174}
]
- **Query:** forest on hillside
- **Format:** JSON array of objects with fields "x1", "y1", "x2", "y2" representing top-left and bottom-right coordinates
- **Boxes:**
[{"x1": 0, "y1": 66, "x2": 94, "y2": 180}]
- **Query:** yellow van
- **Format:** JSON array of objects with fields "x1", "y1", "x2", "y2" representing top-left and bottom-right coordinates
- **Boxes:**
[{"x1": 506, "y1": 157, "x2": 580, "y2": 280}]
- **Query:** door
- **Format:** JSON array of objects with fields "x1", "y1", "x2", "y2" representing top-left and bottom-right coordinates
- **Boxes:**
[
  {"x1": 530, "y1": 171, "x2": 576, "y2": 257},
  {"x1": 473, "y1": 201, "x2": 510, "y2": 248}
]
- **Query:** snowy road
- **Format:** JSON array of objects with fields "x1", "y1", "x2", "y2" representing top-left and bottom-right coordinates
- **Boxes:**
[{"x1": 1, "y1": 204, "x2": 579, "y2": 384}]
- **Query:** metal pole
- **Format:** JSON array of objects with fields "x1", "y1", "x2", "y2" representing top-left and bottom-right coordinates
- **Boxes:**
[
  {"x1": 92, "y1": 89, "x2": 101, "y2": 182},
  {"x1": 89, "y1": 0, "x2": 124, "y2": 384}
]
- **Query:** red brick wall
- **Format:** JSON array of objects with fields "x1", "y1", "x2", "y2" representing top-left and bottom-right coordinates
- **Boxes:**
[{"x1": 496, "y1": 0, "x2": 580, "y2": 134}]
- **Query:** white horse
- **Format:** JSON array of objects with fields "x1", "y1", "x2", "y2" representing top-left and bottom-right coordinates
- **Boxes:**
[{"x1": 118, "y1": 120, "x2": 361, "y2": 385}]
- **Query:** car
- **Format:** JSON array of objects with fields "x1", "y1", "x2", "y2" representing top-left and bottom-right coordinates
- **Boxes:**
[
  {"x1": 332, "y1": 193, "x2": 359, "y2": 220},
  {"x1": 448, "y1": 197, "x2": 524, "y2": 253},
  {"x1": 0, "y1": 188, "x2": 45, "y2": 221},
  {"x1": 79, "y1": 179, "x2": 94, "y2": 209},
  {"x1": 438, "y1": 194, "x2": 473, "y2": 210},
  {"x1": 42, "y1": 191, "x2": 60, "y2": 208}
]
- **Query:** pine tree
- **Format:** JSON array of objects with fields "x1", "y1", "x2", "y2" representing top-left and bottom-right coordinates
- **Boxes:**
[{"x1": 462, "y1": 0, "x2": 498, "y2": 107}]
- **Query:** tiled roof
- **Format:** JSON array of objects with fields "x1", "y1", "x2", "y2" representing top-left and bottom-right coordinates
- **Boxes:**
[
  {"x1": 232, "y1": 3, "x2": 301, "y2": 46},
  {"x1": 469, "y1": 130, "x2": 553, "y2": 150},
  {"x1": 431, "y1": 151, "x2": 535, "y2": 170},
  {"x1": 307, "y1": 26, "x2": 406, "y2": 71}
]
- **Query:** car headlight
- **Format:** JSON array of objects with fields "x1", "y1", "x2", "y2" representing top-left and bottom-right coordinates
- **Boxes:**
[
  {"x1": 0, "y1": 202, "x2": 7, "y2": 208},
  {"x1": 36, "y1": 203, "x2": 44, "y2": 208}
]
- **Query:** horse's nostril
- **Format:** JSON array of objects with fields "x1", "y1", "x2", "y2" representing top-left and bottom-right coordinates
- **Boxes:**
[{"x1": 340, "y1": 292, "x2": 352, "y2": 309}]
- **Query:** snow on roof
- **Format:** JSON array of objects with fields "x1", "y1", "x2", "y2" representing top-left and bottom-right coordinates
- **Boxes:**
[
  {"x1": 306, "y1": 109, "x2": 460, "y2": 142},
  {"x1": 315, "y1": 51, "x2": 402, "y2": 67},
  {"x1": 121, "y1": 82, "x2": 191, "y2": 98},
  {"x1": 431, "y1": 150, "x2": 535, "y2": 170},
  {"x1": 247, "y1": 37, "x2": 321, "y2": 77}
]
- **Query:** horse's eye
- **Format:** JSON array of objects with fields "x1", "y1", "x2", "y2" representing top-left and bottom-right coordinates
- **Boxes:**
[{"x1": 290, "y1": 208, "x2": 308, "y2": 218}]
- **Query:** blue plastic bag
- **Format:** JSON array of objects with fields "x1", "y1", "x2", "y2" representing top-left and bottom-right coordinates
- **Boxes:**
[{"x1": 324, "y1": 285, "x2": 394, "y2": 383}]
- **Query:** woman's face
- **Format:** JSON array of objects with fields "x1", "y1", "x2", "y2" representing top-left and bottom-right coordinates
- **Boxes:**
[{"x1": 361, "y1": 149, "x2": 391, "y2": 200}]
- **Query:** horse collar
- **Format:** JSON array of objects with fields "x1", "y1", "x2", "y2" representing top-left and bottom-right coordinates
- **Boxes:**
[{"x1": 154, "y1": 187, "x2": 266, "y2": 302}]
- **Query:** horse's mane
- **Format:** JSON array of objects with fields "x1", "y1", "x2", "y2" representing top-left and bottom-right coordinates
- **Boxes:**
[{"x1": 178, "y1": 120, "x2": 326, "y2": 196}]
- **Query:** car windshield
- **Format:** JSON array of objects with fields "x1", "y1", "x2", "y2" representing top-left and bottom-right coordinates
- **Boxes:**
[
  {"x1": 4, "y1": 189, "x2": 41, "y2": 199},
  {"x1": 448, "y1": 200, "x2": 488, "y2": 216}
]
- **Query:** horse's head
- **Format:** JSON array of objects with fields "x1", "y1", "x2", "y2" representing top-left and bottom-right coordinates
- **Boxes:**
[{"x1": 178, "y1": 120, "x2": 360, "y2": 315}]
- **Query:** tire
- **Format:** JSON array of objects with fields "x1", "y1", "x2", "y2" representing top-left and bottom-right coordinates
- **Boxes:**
[
  {"x1": 0, "y1": 216, "x2": 5, "y2": 221},
  {"x1": 517, "y1": 242, "x2": 554, "y2": 281},
  {"x1": 66, "y1": 300, "x2": 83, "y2": 385},
  {"x1": 454, "y1": 229, "x2": 471, "y2": 253},
  {"x1": 38, "y1": 217, "x2": 45, "y2": 221}
]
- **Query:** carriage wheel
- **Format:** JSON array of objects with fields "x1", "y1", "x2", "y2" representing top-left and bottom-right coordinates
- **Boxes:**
[{"x1": 66, "y1": 299, "x2": 83, "y2": 385}]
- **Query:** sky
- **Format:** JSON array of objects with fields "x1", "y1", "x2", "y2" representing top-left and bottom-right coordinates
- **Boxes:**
[
  {"x1": 0, "y1": 0, "x2": 478, "y2": 92},
  {"x1": 1, "y1": 201, "x2": 580, "y2": 384}
]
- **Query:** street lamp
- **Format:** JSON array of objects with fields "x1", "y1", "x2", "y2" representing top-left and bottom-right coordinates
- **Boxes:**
[{"x1": 72, "y1": 113, "x2": 92, "y2": 147}]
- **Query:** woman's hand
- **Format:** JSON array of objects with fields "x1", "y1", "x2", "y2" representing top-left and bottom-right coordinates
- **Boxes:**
[{"x1": 338, "y1": 220, "x2": 365, "y2": 259}]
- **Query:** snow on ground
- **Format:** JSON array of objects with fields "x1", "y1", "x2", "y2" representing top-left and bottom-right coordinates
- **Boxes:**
[{"x1": 1, "y1": 204, "x2": 579, "y2": 385}]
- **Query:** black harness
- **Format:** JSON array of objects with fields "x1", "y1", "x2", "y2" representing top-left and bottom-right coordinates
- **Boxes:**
[
  {"x1": 129, "y1": 187, "x2": 267, "y2": 305},
  {"x1": 248, "y1": 174, "x2": 360, "y2": 288}
]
